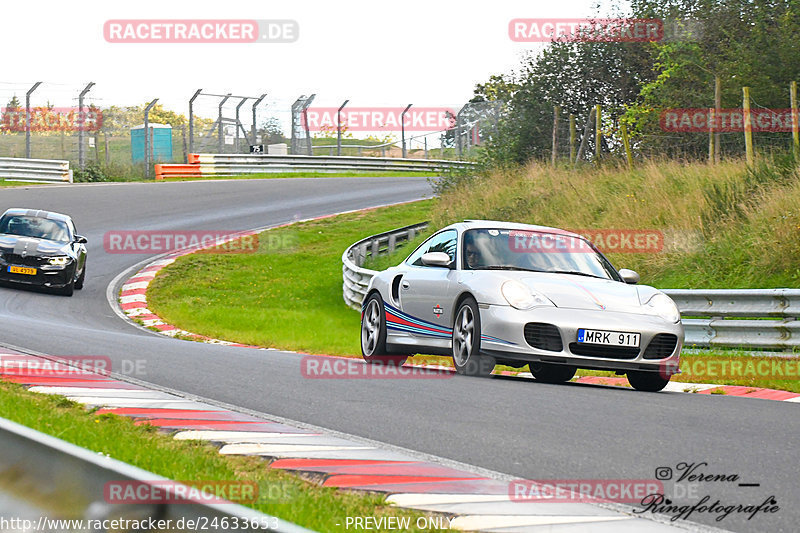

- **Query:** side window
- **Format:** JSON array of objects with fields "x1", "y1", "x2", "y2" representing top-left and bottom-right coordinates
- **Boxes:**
[{"x1": 407, "y1": 230, "x2": 457, "y2": 267}]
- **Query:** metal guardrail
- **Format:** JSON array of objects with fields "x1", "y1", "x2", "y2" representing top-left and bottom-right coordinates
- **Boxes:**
[
  {"x1": 342, "y1": 227, "x2": 800, "y2": 351},
  {"x1": 156, "y1": 154, "x2": 473, "y2": 179},
  {"x1": 0, "y1": 157, "x2": 72, "y2": 183},
  {"x1": 662, "y1": 289, "x2": 800, "y2": 350},
  {"x1": 0, "y1": 416, "x2": 310, "y2": 532},
  {"x1": 342, "y1": 222, "x2": 429, "y2": 310}
]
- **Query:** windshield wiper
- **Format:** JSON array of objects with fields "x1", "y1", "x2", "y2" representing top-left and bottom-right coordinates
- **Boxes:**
[
  {"x1": 545, "y1": 270, "x2": 607, "y2": 279},
  {"x1": 479, "y1": 265, "x2": 545, "y2": 272}
]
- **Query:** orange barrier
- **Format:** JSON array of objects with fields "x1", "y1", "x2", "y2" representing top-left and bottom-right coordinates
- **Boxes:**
[{"x1": 154, "y1": 164, "x2": 202, "y2": 181}]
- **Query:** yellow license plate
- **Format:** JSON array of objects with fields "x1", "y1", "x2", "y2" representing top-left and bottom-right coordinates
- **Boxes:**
[{"x1": 8, "y1": 266, "x2": 36, "y2": 275}]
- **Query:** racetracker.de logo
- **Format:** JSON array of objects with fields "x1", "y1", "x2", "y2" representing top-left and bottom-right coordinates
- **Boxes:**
[
  {"x1": 301, "y1": 356, "x2": 453, "y2": 379},
  {"x1": 659, "y1": 358, "x2": 800, "y2": 381},
  {"x1": 103, "y1": 231, "x2": 258, "y2": 254},
  {"x1": 0, "y1": 107, "x2": 102, "y2": 132},
  {"x1": 509, "y1": 18, "x2": 663, "y2": 42},
  {"x1": 104, "y1": 19, "x2": 298, "y2": 43},
  {"x1": 509, "y1": 479, "x2": 664, "y2": 503},
  {"x1": 302, "y1": 107, "x2": 457, "y2": 132},
  {"x1": 509, "y1": 229, "x2": 664, "y2": 254},
  {"x1": 104, "y1": 480, "x2": 258, "y2": 504},
  {"x1": 661, "y1": 108, "x2": 800, "y2": 132}
]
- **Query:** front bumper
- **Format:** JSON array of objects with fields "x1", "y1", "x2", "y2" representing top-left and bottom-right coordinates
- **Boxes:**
[
  {"x1": 479, "y1": 304, "x2": 683, "y2": 374},
  {"x1": 0, "y1": 262, "x2": 76, "y2": 288}
]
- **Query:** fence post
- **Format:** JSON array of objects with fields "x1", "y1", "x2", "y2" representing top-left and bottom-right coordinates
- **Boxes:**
[
  {"x1": 551, "y1": 105, "x2": 560, "y2": 166},
  {"x1": 708, "y1": 106, "x2": 715, "y2": 163},
  {"x1": 714, "y1": 76, "x2": 721, "y2": 163},
  {"x1": 620, "y1": 122, "x2": 633, "y2": 169},
  {"x1": 189, "y1": 89, "x2": 202, "y2": 154},
  {"x1": 594, "y1": 104, "x2": 602, "y2": 159},
  {"x1": 569, "y1": 114, "x2": 576, "y2": 162},
  {"x1": 791, "y1": 81, "x2": 799, "y2": 159},
  {"x1": 743, "y1": 87, "x2": 754, "y2": 165},
  {"x1": 143, "y1": 99, "x2": 159, "y2": 179},
  {"x1": 77, "y1": 82, "x2": 95, "y2": 170},
  {"x1": 25, "y1": 82, "x2": 42, "y2": 159},
  {"x1": 575, "y1": 108, "x2": 594, "y2": 166}
]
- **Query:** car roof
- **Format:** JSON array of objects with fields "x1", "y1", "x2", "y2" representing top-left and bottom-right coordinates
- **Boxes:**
[
  {"x1": 441, "y1": 219, "x2": 585, "y2": 239},
  {"x1": 1, "y1": 208, "x2": 73, "y2": 224}
]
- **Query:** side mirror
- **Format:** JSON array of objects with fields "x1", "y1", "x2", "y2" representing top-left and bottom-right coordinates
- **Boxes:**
[
  {"x1": 75, "y1": 235, "x2": 88, "y2": 244},
  {"x1": 421, "y1": 251, "x2": 452, "y2": 268},
  {"x1": 618, "y1": 268, "x2": 640, "y2": 284}
]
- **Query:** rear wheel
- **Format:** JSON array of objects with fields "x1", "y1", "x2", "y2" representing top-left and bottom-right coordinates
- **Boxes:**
[
  {"x1": 627, "y1": 371, "x2": 670, "y2": 392},
  {"x1": 361, "y1": 293, "x2": 407, "y2": 366},
  {"x1": 452, "y1": 297, "x2": 495, "y2": 377},
  {"x1": 529, "y1": 362, "x2": 576, "y2": 383}
]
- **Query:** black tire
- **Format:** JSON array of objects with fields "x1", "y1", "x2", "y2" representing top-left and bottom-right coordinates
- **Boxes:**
[
  {"x1": 360, "y1": 293, "x2": 407, "y2": 366},
  {"x1": 452, "y1": 297, "x2": 495, "y2": 377},
  {"x1": 74, "y1": 265, "x2": 86, "y2": 290},
  {"x1": 56, "y1": 279, "x2": 74, "y2": 297},
  {"x1": 529, "y1": 362, "x2": 576, "y2": 383},
  {"x1": 627, "y1": 371, "x2": 670, "y2": 392}
]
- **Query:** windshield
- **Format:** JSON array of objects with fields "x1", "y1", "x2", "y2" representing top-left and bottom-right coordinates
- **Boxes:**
[
  {"x1": 462, "y1": 228, "x2": 620, "y2": 280},
  {"x1": 0, "y1": 215, "x2": 71, "y2": 243}
]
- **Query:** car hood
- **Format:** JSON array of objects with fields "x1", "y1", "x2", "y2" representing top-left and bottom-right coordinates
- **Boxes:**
[
  {"x1": 518, "y1": 273, "x2": 641, "y2": 312},
  {"x1": 0, "y1": 234, "x2": 69, "y2": 256}
]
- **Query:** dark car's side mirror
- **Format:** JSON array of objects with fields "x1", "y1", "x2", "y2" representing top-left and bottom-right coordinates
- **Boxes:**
[{"x1": 75, "y1": 235, "x2": 88, "y2": 244}]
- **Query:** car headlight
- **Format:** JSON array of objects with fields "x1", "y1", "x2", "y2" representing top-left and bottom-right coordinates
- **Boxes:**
[
  {"x1": 643, "y1": 293, "x2": 681, "y2": 323},
  {"x1": 48, "y1": 256, "x2": 71, "y2": 266},
  {"x1": 501, "y1": 280, "x2": 554, "y2": 310}
]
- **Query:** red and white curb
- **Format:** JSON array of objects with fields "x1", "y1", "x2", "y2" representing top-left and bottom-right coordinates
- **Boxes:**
[{"x1": 1, "y1": 347, "x2": 709, "y2": 532}]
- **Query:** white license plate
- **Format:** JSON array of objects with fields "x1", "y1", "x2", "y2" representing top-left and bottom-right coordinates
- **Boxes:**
[{"x1": 577, "y1": 329, "x2": 640, "y2": 348}]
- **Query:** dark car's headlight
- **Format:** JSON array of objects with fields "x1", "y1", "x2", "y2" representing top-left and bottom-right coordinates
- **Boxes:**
[
  {"x1": 47, "y1": 256, "x2": 72, "y2": 266},
  {"x1": 501, "y1": 280, "x2": 554, "y2": 310}
]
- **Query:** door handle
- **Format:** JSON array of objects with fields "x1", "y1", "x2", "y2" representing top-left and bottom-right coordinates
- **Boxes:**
[{"x1": 401, "y1": 281, "x2": 410, "y2": 290}]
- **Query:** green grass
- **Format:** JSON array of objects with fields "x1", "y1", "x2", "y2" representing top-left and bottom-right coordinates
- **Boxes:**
[
  {"x1": 0, "y1": 180, "x2": 47, "y2": 187},
  {"x1": 0, "y1": 380, "x2": 447, "y2": 531},
  {"x1": 148, "y1": 201, "x2": 433, "y2": 355}
]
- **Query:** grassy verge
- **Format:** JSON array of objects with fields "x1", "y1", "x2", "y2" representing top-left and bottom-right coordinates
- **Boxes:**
[
  {"x1": 148, "y1": 201, "x2": 433, "y2": 355},
  {"x1": 0, "y1": 180, "x2": 47, "y2": 187},
  {"x1": 0, "y1": 380, "x2": 446, "y2": 531}
]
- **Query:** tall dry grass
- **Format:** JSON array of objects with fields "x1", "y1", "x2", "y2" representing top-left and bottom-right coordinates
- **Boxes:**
[{"x1": 432, "y1": 157, "x2": 800, "y2": 288}]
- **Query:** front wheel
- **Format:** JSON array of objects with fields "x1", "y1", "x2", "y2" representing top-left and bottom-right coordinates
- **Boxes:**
[
  {"x1": 75, "y1": 265, "x2": 86, "y2": 290},
  {"x1": 529, "y1": 362, "x2": 576, "y2": 383},
  {"x1": 452, "y1": 297, "x2": 495, "y2": 377},
  {"x1": 627, "y1": 371, "x2": 670, "y2": 392},
  {"x1": 360, "y1": 293, "x2": 407, "y2": 366}
]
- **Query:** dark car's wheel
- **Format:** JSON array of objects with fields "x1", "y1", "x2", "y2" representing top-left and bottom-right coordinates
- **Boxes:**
[
  {"x1": 74, "y1": 265, "x2": 86, "y2": 290},
  {"x1": 452, "y1": 297, "x2": 495, "y2": 377},
  {"x1": 56, "y1": 279, "x2": 74, "y2": 297},
  {"x1": 627, "y1": 371, "x2": 670, "y2": 392},
  {"x1": 529, "y1": 362, "x2": 576, "y2": 383},
  {"x1": 361, "y1": 293, "x2": 407, "y2": 366}
]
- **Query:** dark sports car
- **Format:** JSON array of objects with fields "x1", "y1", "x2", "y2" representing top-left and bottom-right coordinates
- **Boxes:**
[{"x1": 0, "y1": 208, "x2": 87, "y2": 296}]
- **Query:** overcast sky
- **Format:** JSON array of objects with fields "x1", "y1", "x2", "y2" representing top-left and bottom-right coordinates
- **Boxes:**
[{"x1": 3, "y1": 0, "x2": 627, "y2": 135}]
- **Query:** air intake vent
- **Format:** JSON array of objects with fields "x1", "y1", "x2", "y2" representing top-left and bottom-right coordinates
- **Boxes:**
[
  {"x1": 524, "y1": 323, "x2": 563, "y2": 352},
  {"x1": 643, "y1": 334, "x2": 679, "y2": 359}
]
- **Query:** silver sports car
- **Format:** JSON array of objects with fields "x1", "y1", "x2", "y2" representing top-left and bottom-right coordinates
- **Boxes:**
[{"x1": 360, "y1": 220, "x2": 683, "y2": 392}]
